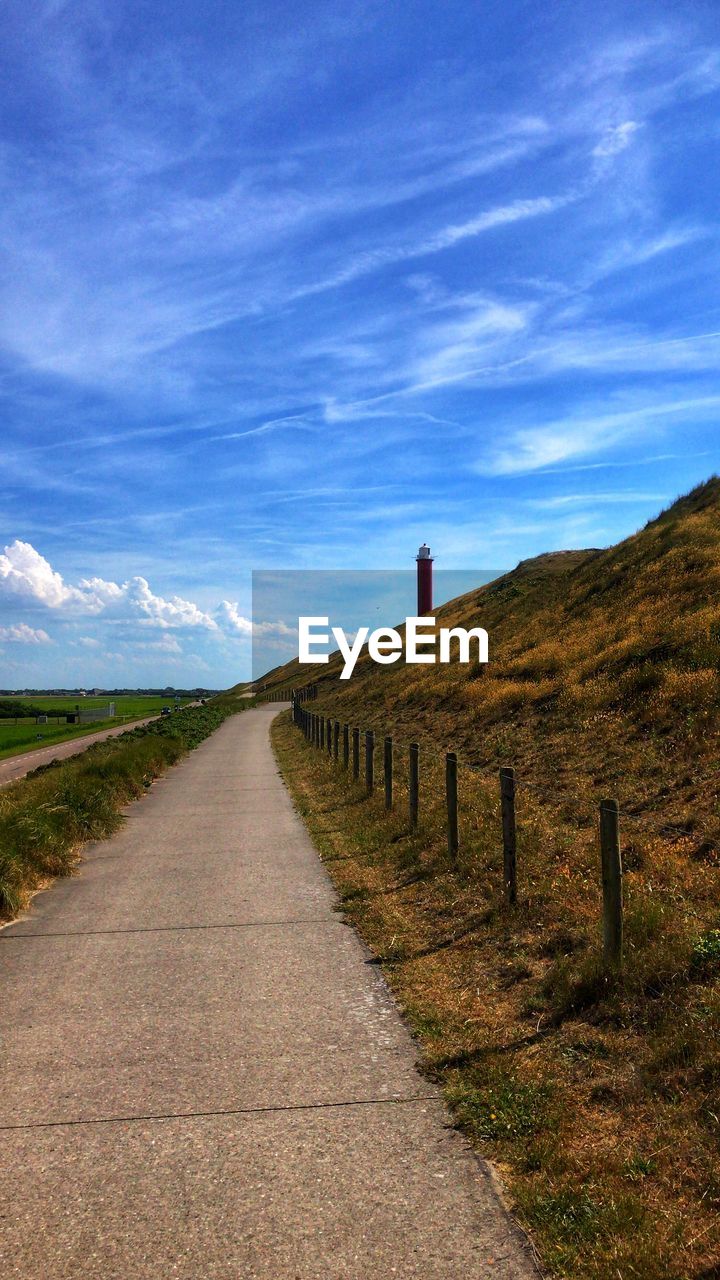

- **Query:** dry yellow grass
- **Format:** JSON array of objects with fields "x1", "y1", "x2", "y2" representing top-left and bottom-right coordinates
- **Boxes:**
[
  {"x1": 260, "y1": 479, "x2": 720, "y2": 1277},
  {"x1": 274, "y1": 716, "x2": 720, "y2": 1278}
]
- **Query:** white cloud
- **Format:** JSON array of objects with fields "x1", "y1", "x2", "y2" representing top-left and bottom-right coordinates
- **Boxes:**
[
  {"x1": 217, "y1": 601, "x2": 253, "y2": 636},
  {"x1": 0, "y1": 540, "x2": 86, "y2": 608},
  {"x1": 119, "y1": 577, "x2": 217, "y2": 630},
  {"x1": 291, "y1": 194, "x2": 572, "y2": 301},
  {"x1": 479, "y1": 394, "x2": 720, "y2": 476},
  {"x1": 76, "y1": 577, "x2": 126, "y2": 610},
  {"x1": 527, "y1": 490, "x2": 666, "y2": 509},
  {"x1": 591, "y1": 226, "x2": 704, "y2": 279},
  {"x1": 592, "y1": 120, "x2": 642, "y2": 158},
  {"x1": 0, "y1": 540, "x2": 217, "y2": 630},
  {"x1": 256, "y1": 619, "x2": 296, "y2": 638},
  {"x1": 402, "y1": 300, "x2": 531, "y2": 387},
  {"x1": 0, "y1": 622, "x2": 51, "y2": 644},
  {"x1": 130, "y1": 633, "x2": 183, "y2": 654},
  {"x1": 216, "y1": 601, "x2": 295, "y2": 640}
]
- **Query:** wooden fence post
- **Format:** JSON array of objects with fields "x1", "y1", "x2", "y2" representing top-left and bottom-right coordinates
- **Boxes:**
[
  {"x1": 409, "y1": 743, "x2": 419, "y2": 829},
  {"x1": 333, "y1": 719, "x2": 339, "y2": 760},
  {"x1": 446, "y1": 751, "x2": 459, "y2": 860},
  {"x1": 352, "y1": 727, "x2": 360, "y2": 780},
  {"x1": 384, "y1": 736, "x2": 393, "y2": 810},
  {"x1": 327, "y1": 717, "x2": 332, "y2": 755},
  {"x1": 600, "y1": 799, "x2": 623, "y2": 970},
  {"x1": 343, "y1": 723, "x2": 349, "y2": 769},
  {"x1": 500, "y1": 767, "x2": 517, "y2": 906},
  {"x1": 320, "y1": 716, "x2": 325, "y2": 751},
  {"x1": 365, "y1": 730, "x2": 375, "y2": 794}
]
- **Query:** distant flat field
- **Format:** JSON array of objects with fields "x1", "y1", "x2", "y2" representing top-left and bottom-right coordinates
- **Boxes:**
[{"x1": 0, "y1": 696, "x2": 191, "y2": 761}]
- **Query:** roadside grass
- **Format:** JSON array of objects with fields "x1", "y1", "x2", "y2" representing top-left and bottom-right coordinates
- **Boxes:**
[
  {"x1": 0, "y1": 696, "x2": 249, "y2": 921},
  {"x1": 0, "y1": 695, "x2": 193, "y2": 761},
  {"x1": 273, "y1": 712, "x2": 720, "y2": 1279}
]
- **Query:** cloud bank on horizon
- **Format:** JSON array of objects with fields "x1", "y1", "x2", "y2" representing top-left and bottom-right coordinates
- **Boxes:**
[
  {"x1": 1, "y1": 0, "x2": 719, "y2": 685},
  {"x1": 0, "y1": 537, "x2": 257, "y2": 685}
]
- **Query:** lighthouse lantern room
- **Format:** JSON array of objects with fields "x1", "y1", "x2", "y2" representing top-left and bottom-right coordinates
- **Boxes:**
[{"x1": 416, "y1": 543, "x2": 434, "y2": 615}]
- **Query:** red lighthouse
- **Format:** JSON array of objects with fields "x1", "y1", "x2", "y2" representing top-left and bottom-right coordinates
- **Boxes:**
[{"x1": 416, "y1": 543, "x2": 433, "y2": 615}]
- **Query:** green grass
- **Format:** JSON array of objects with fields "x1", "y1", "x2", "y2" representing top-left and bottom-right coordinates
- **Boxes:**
[
  {"x1": 0, "y1": 695, "x2": 249, "y2": 920},
  {"x1": 0, "y1": 696, "x2": 192, "y2": 761}
]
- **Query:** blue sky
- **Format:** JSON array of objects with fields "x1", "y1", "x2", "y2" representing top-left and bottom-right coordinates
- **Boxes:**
[{"x1": 2, "y1": 0, "x2": 720, "y2": 688}]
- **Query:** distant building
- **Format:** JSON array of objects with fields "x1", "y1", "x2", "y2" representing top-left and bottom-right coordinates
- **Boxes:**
[{"x1": 66, "y1": 703, "x2": 115, "y2": 725}]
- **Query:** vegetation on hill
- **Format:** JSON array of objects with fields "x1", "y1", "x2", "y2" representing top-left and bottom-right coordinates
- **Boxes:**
[
  {"x1": 269, "y1": 478, "x2": 720, "y2": 1278},
  {"x1": 0, "y1": 694, "x2": 250, "y2": 921},
  {"x1": 268, "y1": 476, "x2": 720, "y2": 838}
]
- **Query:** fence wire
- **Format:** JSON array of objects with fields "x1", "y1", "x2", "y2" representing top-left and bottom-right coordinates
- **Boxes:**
[
  {"x1": 292, "y1": 702, "x2": 720, "y2": 855},
  {"x1": 292, "y1": 702, "x2": 720, "y2": 1036}
]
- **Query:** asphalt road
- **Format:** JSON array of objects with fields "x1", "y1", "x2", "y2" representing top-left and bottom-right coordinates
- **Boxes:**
[
  {"x1": 0, "y1": 716, "x2": 158, "y2": 787},
  {"x1": 0, "y1": 703, "x2": 537, "y2": 1278}
]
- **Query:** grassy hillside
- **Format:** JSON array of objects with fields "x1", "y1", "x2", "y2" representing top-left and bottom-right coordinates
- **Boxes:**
[
  {"x1": 268, "y1": 479, "x2": 720, "y2": 1278},
  {"x1": 269, "y1": 476, "x2": 720, "y2": 844}
]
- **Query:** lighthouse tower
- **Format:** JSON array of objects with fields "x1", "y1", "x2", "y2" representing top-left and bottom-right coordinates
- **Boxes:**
[{"x1": 416, "y1": 543, "x2": 433, "y2": 615}]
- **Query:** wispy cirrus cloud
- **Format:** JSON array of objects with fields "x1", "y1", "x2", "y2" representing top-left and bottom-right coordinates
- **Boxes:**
[
  {"x1": 592, "y1": 120, "x2": 643, "y2": 157},
  {"x1": 3, "y1": 6, "x2": 720, "y2": 686},
  {"x1": 478, "y1": 395, "x2": 720, "y2": 476},
  {"x1": 289, "y1": 195, "x2": 573, "y2": 302},
  {"x1": 526, "y1": 490, "x2": 667, "y2": 509}
]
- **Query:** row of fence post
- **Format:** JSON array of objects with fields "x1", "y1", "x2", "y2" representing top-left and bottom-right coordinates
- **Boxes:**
[
  {"x1": 291, "y1": 700, "x2": 623, "y2": 971},
  {"x1": 260, "y1": 685, "x2": 317, "y2": 703}
]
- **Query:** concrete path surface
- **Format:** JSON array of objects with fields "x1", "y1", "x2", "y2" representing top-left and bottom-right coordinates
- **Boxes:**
[
  {"x1": 0, "y1": 717, "x2": 158, "y2": 788},
  {"x1": 0, "y1": 704, "x2": 537, "y2": 1279}
]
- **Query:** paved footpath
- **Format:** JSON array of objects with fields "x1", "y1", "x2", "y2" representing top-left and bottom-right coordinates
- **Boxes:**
[{"x1": 0, "y1": 704, "x2": 537, "y2": 1279}]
